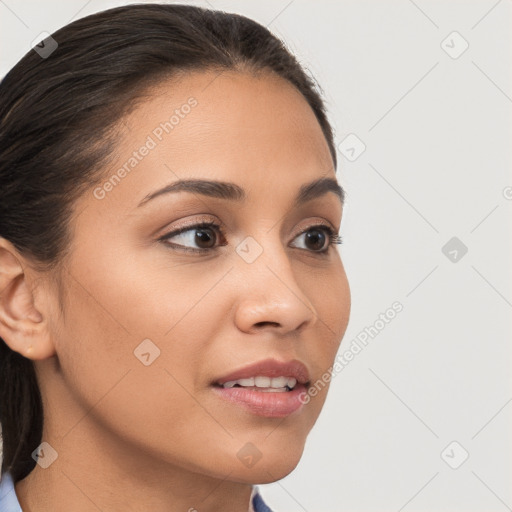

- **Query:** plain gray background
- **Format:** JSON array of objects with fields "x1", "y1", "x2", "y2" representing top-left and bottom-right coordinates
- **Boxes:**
[{"x1": 1, "y1": 1, "x2": 511, "y2": 511}]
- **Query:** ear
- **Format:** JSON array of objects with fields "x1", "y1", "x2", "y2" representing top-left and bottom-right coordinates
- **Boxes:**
[{"x1": 0, "y1": 237, "x2": 56, "y2": 360}]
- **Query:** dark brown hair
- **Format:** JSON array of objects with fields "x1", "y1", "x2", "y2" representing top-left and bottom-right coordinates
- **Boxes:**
[{"x1": 0, "y1": 3, "x2": 337, "y2": 483}]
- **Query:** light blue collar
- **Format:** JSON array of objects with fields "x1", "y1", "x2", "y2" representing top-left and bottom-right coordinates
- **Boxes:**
[{"x1": 0, "y1": 472, "x2": 22, "y2": 512}]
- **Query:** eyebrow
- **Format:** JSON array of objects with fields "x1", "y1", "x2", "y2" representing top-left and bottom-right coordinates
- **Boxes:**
[{"x1": 137, "y1": 176, "x2": 345, "y2": 208}]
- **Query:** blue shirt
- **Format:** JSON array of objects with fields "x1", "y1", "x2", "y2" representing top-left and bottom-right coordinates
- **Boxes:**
[
  {"x1": 0, "y1": 471, "x2": 274, "y2": 511},
  {"x1": 0, "y1": 473, "x2": 20, "y2": 512}
]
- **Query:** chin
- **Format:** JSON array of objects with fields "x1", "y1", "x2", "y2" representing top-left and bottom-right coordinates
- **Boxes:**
[
  {"x1": 252, "y1": 459, "x2": 302, "y2": 484},
  {"x1": 228, "y1": 443, "x2": 305, "y2": 485}
]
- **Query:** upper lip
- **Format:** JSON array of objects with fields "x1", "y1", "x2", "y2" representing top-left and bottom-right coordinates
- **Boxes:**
[{"x1": 214, "y1": 358, "x2": 310, "y2": 386}]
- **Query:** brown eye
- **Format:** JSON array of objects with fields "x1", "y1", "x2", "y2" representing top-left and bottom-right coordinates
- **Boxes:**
[
  {"x1": 304, "y1": 228, "x2": 328, "y2": 251},
  {"x1": 159, "y1": 222, "x2": 224, "y2": 252},
  {"x1": 193, "y1": 227, "x2": 217, "y2": 249},
  {"x1": 291, "y1": 225, "x2": 340, "y2": 254}
]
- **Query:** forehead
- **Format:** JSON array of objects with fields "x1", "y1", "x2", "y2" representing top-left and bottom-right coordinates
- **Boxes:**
[
  {"x1": 132, "y1": 69, "x2": 330, "y2": 157},
  {"x1": 86, "y1": 69, "x2": 337, "y2": 214}
]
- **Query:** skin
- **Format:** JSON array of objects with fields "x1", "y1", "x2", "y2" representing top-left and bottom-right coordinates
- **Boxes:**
[{"x1": 0, "y1": 69, "x2": 351, "y2": 512}]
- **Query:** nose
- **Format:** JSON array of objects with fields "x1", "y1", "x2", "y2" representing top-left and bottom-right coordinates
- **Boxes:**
[{"x1": 232, "y1": 237, "x2": 318, "y2": 336}]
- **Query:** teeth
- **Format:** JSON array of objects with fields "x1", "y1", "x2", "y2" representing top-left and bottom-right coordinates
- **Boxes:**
[
  {"x1": 269, "y1": 376, "x2": 287, "y2": 388},
  {"x1": 254, "y1": 376, "x2": 271, "y2": 387},
  {"x1": 221, "y1": 376, "x2": 297, "y2": 390},
  {"x1": 238, "y1": 378, "x2": 255, "y2": 387}
]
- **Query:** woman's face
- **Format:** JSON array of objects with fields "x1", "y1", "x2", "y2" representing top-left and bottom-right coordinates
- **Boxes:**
[{"x1": 39, "y1": 70, "x2": 350, "y2": 484}]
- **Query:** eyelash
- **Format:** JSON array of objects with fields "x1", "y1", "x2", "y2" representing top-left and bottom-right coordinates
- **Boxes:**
[{"x1": 158, "y1": 221, "x2": 343, "y2": 255}]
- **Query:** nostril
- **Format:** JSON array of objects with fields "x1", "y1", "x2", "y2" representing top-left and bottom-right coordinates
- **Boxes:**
[{"x1": 254, "y1": 321, "x2": 280, "y2": 328}]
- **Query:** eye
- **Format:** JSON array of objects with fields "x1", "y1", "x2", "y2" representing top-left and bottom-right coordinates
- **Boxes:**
[
  {"x1": 158, "y1": 221, "x2": 226, "y2": 253},
  {"x1": 291, "y1": 224, "x2": 343, "y2": 254},
  {"x1": 158, "y1": 221, "x2": 343, "y2": 254}
]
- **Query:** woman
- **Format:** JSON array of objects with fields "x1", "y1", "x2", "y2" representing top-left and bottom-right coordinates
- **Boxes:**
[{"x1": 0, "y1": 4, "x2": 351, "y2": 511}]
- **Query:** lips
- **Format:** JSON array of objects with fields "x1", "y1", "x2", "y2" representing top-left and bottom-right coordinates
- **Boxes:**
[
  {"x1": 211, "y1": 358, "x2": 311, "y2": 418},
  {"x1": 213, "y1": 358, "x2": 310, "y2": 387},
  {"x1": 212, "y1": 384, "x2": 309, "y2": 417}
]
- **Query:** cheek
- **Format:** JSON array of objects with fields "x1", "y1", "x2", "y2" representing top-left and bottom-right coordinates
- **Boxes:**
[
  {"x1": 57, "y1": 244, "x2": 222, "y2": 389},
  {"x1": 53, "y1": 275, "x2": 235, "y2": 474},
  {"x1": 54, "y1": 247, "x2": 235, "y2": 447},
  {"x1": 302, "y1": 259, "x2": 351, "y2": 345},
  {"x1": 66, "y1": 237, "x2": 227, "y2": 341},
  {"x1": 298, "y1": 261, "x2": 350, "y2": 404}
]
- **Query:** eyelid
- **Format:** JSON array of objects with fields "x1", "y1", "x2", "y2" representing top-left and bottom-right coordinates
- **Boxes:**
[
  {"x1": 156, "y1": 213, "x2": 221, "y2": 238},
  {"x1": 297, "y1": 218, "x2": 338, "y2": 234}
]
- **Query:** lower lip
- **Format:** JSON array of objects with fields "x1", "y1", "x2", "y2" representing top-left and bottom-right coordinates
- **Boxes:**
[{"x1": 211, "y1": 383, "x2": 308, "y2": 418}]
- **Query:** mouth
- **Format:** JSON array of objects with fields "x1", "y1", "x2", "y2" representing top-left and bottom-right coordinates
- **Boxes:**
[
  {"x1": 211, "y1": 358, "x2": 311, "y2": 418},
  {"x1": 215, "y1": 375, "x2": 300, "y2": 392}
]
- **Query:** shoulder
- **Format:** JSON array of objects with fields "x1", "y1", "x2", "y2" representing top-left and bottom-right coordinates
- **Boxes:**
[
  {"x1": 252, "y1": 485, "x2": 275, "y2": 512},
  {"x1": 0, "y1": 471, "x2": 23, "y2": 512}
]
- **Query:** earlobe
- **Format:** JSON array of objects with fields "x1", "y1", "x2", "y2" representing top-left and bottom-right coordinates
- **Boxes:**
[{"x1": 0, "y1": 239, "x2": 56, "y2": 360}]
